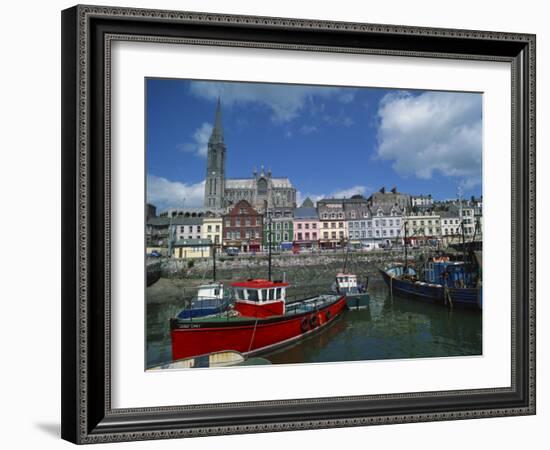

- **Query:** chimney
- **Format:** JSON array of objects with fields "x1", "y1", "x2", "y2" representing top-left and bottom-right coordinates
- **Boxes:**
[
  {"x1": 380, "y1": 187, "x2": 386, "y2": 194},
  {"x1": 391, "y1": 186, "x2": 397, "y2": 194}
]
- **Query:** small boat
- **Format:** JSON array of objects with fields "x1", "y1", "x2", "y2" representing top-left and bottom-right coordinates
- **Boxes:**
[
  {"x1": 175, "y1": 282, "x2": 231, "y2": 319},
  {"x1": 331, "y1": 273, "x2": 370, "y2": 309},
  {"x1": 148, "y1": 350, "x2": 271, "y2": 370},
  {"x1": 379, "y1": 259, "x2": 482, "y2": 310},
  {"x1": 170, "y1": 279, "x2": 347, "y2": 361}
]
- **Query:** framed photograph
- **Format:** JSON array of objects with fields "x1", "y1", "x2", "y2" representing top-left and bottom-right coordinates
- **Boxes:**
[{"x1": 61, "y1": 5, "x2": 536, "y2": 444}]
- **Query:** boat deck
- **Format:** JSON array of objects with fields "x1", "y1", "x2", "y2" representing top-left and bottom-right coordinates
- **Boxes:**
[{"x1": 174, "y1": 294, "x2": 341, "y2": 324}]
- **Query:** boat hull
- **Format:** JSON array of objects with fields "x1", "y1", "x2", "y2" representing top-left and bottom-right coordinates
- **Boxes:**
[
  {"x1": 170, "y1": 296, "x2": 347, "y2": 361},
  {"x1": 379, "y1": 269, "x2": 481, "y2": 310}
]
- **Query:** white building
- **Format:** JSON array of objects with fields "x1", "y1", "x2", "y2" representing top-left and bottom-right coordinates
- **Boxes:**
[
  {"x1": 370, "y1": 204, "x2": 403, "y2": 244},
  {"x1": 404, "y1": 211, "x2": 441, "y2": 243},
  {"x1": 411, "y1": 194, "x2": 434, "y2": 208}
]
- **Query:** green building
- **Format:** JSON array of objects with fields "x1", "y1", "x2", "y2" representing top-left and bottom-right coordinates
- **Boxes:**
[{"x1": 263, "y1": 207, "x2": 294, "y2": 251}]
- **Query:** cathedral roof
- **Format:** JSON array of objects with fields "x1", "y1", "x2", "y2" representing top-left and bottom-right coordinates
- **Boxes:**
[
  {"x1": 224, "y1": 177, "x2": 294, "y2": 189},
  {"x1": 225, "y1": 178, "x2": 255, "y2": 189}
]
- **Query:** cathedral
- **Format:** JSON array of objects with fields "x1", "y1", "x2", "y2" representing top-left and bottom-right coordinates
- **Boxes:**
[{"x1": 203, "y1": 99, "x2": 297, "y2": 212}]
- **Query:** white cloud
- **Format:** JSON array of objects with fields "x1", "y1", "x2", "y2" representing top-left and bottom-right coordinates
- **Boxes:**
[
  {"x1": 338, "y1": 92, "x2": 355, "y2": 104},
  {"x1": 299, "y1": 125, "x2": 318, "y2": 135},
  {"x1": 376, "y1": 91, "x2": 482, "y2": 187},
  {"x1": 147, "y1": 175, "x2": 205, "y2": 209},
  {"x1": 179, "y1": 122, "x2": 212, "y2": 158},
  {"x1": 323, "y1": 114, "x2": 354, "y2": 127},
  {"x1": 189, "y1": 81, "x2": 343, "y2": 123}
]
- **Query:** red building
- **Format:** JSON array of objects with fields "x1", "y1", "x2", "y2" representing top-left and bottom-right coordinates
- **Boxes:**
[{"x1": 222, "y1": 200, "x2": 263, "y2": 252}]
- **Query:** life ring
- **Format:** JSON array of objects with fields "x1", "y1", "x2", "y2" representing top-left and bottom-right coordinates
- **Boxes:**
[
  {"x1": 309, "y1": 314, "x2": 319, "y2": 328},
  {"x1": 300, "y1": 317, "x2": 309, "y2": 333}
]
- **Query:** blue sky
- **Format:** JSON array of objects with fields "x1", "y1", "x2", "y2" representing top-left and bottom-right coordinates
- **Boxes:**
[{"x1": 146, "y1": 78, "x2": 482, "y2": 211}]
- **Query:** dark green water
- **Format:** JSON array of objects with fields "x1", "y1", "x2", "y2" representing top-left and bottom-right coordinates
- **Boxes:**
[{"x1": 146, "y1": 275, "x2": 482, "y2": 369}]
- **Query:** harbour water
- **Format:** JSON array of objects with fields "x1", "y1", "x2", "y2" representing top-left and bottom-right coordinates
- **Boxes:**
[{"x1": 146, "y1": 272, "x2": 482, "y2": 369}]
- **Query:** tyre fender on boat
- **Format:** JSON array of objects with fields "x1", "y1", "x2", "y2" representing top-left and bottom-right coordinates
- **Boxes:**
[
  {"x1": 300, "y1": 316, "x2": 309, "y2": 333},
  {"x1": 325, "y1": 310, "x2": 332, "y2": 321},
  {"x1": 309, "y1": 314, "x2": 319, "y2": 329}
]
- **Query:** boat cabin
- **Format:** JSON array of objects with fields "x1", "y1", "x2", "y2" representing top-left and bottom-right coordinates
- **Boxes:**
[
  {"x1": 231, "y1": 279, "x2": 289, "y2": 318},
  {"x1": 425, "y1": 260, "x2": 476, "y2": 288},
  {"x1": 196, "y1": 282, "x2": 225, "y2": 300},
  {"x1": 335, "y1": 273, "x2": 358, "y2": 290}
]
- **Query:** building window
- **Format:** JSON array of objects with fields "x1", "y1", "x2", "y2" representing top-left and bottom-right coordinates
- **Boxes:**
[
  {"x1": 216, "y1": 225, "x2": 220, "y2": 232},
  {"x1": 304, "y1": 223, "x2": 309, "y2": 229},
  {"x1": 207, "y1": 225, "x2": 212, "y2": 232},
  {"x1": 323, "y1": 223, "x2": 328, "y2": 229},
  {"x1": 298, "y1": 223, "x2": 302, "y2": 229},
  {"x1": 312, "y1": 232, "x2": 317, "y2": 239},
  {"x1": 312, "y1": 223, "x2": 317, "y2": 229},
  {"x1": 331, "y1": 232, "x2": 337, "y2": 239},
  {"x1": 298, "y1": 233, "x2": 303, "y2": 240},
  {"x1": 331, "y1": 222, "x2": 336, "y2": 229},
  {"x1": 338, "y1": 222, "x2": 343, "y2": 228},
  {"x1": 323, "y1": 232, "x2": 328, "y2": 239}
]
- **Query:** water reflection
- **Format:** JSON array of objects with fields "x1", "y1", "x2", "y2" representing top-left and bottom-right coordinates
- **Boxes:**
[{"x1": 146, "y1": 275, "x2": 482, "y2": 368}]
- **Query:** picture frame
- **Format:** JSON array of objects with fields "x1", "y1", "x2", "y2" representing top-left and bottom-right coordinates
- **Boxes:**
[{"x1": 61, "y1": 4, "x2": 536, "y2": 444}]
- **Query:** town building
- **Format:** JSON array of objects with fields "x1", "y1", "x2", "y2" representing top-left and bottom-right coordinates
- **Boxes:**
[
  {"x1": 317, "y1": 199, "x2": 348, "y2": 248},
  {"x1": 146, "y1": 203, "x2": 157, "y2": 220},
  {"x1": 293, "y1": 198, "x2": 320, "y2": 249},
  {"x1": 367, "y1": 186, "x2": 410, "y2": 211},
  {"x1": 222, "y1": 200, "x2": 263, "y2": 252},
  {"x1": 264, "y1": 207, "x2": 294, "y2": 251},
  {"x1": 202, "y1": 216, "x2": 223, "y2": 246},
  {"x1": 159, "y1": 208, "x2": 208, "y2": 218},
  {"x1": 440, "y1": 210, "x2": 461, "y2": 236},
  {"x1": 411, "y1": 194, "x2": 434, "y2": 209},
  {"x1": 203, "y1": 99, "x2": 297, "y2": 212},
  {"x1": 173, "y1": 217, "x2": 203, "y2": 241},
  {"x1": 370, "y1": 204, "x2": 404, "y2": 245},
  {"x1": 173, "y1": 238, "x2": 212, "y2": 260},
  {"x1": 403, "y1": 211, "x2": 441, "y2": 245},
  {"x1": 343, "y1": 197, "x2": 372, "y2": 245},
  {"x1": 146, "y1": 216, "x2": 171, "y2": 248}
]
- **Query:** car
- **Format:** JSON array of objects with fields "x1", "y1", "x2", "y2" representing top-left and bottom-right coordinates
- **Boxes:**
[
  {"x1": 149, "y1": 250, "x2": 161, "y2": 257},
  {"x1": 225, "y1": 247, "x2": 239, "y2": 256}
]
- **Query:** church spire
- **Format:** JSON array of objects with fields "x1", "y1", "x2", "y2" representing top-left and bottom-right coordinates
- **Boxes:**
[{"x1": 209, "y1": 97, "x2": 224, "y2": 144}]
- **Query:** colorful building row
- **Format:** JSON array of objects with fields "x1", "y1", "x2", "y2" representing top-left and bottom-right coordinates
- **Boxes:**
[{"x1": 147, "y1": 195, "x2": 482, "y2": 258}]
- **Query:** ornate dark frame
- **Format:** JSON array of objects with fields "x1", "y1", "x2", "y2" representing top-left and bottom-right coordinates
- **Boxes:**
[{"x1": 61, "y1": 4, "x2": 536, "y2": 444}]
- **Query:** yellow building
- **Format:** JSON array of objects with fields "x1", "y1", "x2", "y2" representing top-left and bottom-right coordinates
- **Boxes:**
[
  {"x1": 173, "y1": 239, "x2": 212, "y2": 260},
  {"x1": 202, "y1": 217, "x2": 223, "y2": 246}
]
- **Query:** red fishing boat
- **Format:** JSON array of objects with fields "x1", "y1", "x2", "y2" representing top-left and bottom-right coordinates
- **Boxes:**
[{"x1": 170, "y1": 279, "x2": 347, "y2": 361}]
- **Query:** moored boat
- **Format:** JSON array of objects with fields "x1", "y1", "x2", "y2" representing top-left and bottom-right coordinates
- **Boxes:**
[
  {"x1": 175, "y1": 282, "x2": 231, "y2": 319},
  {"x1": 170, "y1": 279, "x2": 347, "y2": 361},
  {"x1": 331, "y1": 273, "x2": 370, "y2": 309},
  {"x1": 379, "y1": 259, "x2": 482, "y2": 310}
]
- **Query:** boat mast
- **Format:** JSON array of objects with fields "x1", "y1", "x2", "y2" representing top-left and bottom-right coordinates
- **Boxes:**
[
  {"x1": 212, "y1": 243, "x2": 216, "y2": 282},
  {"x1": 342, "y1": 244, "x2": 349, "y2": 274},
  {"x1": 267, "y1": 211, "x2": 272, "y2": 281},
  {"x1": 458, "y1": 187, "x2": 466, "y2": 263},
  {"x1": 404, "y1": 218, "x2": 408, "y2": 275}
]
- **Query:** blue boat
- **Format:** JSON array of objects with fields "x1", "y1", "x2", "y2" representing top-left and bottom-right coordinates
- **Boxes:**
[
  {"x1": 379, "y1": 259, "x2": 482, "y2": 310},
  {"x1": 176, "y1": 282, "x2": 232, "y2": 319}
]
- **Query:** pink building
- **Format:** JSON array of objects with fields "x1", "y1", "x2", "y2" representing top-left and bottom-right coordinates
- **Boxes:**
[{"x1": 292, "y1": 204, "x2": 320, "y2": 249}]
